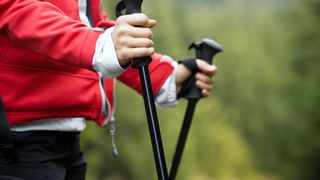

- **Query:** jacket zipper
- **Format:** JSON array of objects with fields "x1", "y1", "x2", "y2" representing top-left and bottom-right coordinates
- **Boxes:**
[
  {"x1": 99, "y1": 77, "x2": 118, "y2": 157},
  {"x1": 99, "y1": 77, "x2": 108, "y2": 118}
]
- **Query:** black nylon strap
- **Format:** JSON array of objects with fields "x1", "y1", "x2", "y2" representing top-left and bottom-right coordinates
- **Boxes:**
[
  {"x1": 178, "y1": 58, "x2": 198, "y2": 74},
  {"x1": 0, "y1": 97, "x2": 18, "y2": 163},
  {"x1": 177, "y1": 58, "x2": 198, "y2": 98},
  {"x1": 177, "y1": 76, "x2": 194, "y2": 98}
]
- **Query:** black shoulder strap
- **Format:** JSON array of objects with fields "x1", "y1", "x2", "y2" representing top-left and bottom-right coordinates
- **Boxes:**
[{"x1": 0, "y1": 97, "x2": 17, "y2": 162}]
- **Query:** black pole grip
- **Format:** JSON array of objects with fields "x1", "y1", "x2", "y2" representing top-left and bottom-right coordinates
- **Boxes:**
[
  {"x1": 183, "y1": 38, "x2": 223, "y2": 100},
  {"x1": 189, "y1": 38, "x2": 223, "y2": 65},
  {"x1": 116, "y1": 0, "x2": 142, "y2": 16},
  {"x1": 116, "y1": 0, "x2": 152, "y2": 68}
]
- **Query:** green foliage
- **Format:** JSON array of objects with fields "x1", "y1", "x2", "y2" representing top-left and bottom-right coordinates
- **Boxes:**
[{"x1": 81, "y1": 0, "x2": 320, "y2": 179}]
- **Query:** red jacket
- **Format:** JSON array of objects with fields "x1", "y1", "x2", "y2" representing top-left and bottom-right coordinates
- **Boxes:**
[{"x1": 0, "y1": 0, "x2": 174, "y2": 126}]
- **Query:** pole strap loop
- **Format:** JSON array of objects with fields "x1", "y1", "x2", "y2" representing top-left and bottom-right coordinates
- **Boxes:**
[{"x1": 177, "y1": 58, "x2": 198, "y2": 99}]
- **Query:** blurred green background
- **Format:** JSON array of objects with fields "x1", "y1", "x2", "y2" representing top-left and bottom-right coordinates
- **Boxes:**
[{"x1": 81, "y1": 0, "x2": 320, "y2": 179}]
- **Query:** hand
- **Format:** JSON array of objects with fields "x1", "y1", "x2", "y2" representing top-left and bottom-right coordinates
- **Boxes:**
[
  {"x1": 175, "y1": 60, "x2": 218, "y2": 97},
  {"x1": 112, "y1": 13, "x2": 157, "y2": 66}
]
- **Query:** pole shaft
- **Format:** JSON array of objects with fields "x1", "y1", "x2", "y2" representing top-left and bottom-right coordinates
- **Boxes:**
[
  {"x1": 169, "y1": 100, "x2": 198, "y2": 180},
  {"x1": 138, "y1": 65, "x2": 169, "y2": 180}
]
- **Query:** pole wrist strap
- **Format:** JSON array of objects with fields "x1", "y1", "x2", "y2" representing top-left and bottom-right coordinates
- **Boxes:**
[{"x1": 177, "y1": 58, "x2": 198, "y2": 98}]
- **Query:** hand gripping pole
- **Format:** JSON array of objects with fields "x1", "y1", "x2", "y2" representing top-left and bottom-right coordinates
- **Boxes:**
[
  {"x1": 169, "y1": 39, "x2": 223, "y2": 180},
  {"x1": 116, "y1": 1, "x2": 168, "y2": 179}
]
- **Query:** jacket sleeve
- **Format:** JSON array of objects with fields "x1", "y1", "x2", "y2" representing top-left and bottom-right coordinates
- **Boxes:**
[
  {"x1": 117, "y1": 53, "x2": 175, "y2": 96},
  {"x1": 98, "y1": 10, "x2": 175, "y2": 95},
  {"x1": 0, "y1": 0, "x2": 103, "y2": 70}
]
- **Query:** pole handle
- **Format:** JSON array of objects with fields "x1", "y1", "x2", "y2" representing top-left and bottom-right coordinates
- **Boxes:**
[
  {"x1": 189, "y1": 38, "x2": 223, "y2": 65},
  {"x1": 116, "y1": 0, "x2": 152, "y2": 68},
  {"x1": 116, "y1": 0, "x2": 143, "y2": 16},
  {"x1": 181, "y1": 38, "x2": 223, "y2": 100}
]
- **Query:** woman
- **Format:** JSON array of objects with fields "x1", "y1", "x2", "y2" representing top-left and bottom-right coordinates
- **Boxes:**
[{"x1": 0, "y1": 0, "x2": 217, "y2": 179}]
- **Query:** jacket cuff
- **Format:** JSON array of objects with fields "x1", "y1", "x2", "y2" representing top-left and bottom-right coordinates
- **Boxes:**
[
  {"x1": 155, "y1": 60, "x2": 178, "y2": 108},
  {"x1": 92, "y1": 27, "x2": 127, "y2": 78}
]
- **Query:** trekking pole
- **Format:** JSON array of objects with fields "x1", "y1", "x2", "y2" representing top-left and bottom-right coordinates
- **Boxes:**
[
  {"x1": 169, "y1": 39, "x2": 223, "y2": 180},
  {"x1": 116, "y1": 1, "x2": 168, "y2": 179}
]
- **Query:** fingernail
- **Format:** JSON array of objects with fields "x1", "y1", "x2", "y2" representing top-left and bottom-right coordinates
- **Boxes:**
[{"x1": 209, "y1": 65, "x2": 215, "y2": 70}]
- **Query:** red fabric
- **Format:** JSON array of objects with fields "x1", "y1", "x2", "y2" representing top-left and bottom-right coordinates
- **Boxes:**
[
  {"x1": 118, "y1": 53, "x2": 174, "y2": 96},
  {"x1": 0, "y1": 0, "x2": 101, "y2": 70},
  {"x1": 0, "y1": 0, "x2": 174, "y2": 126}
]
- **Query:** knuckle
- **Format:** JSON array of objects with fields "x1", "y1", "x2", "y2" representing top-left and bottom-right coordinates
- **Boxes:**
[
  {"x1": 118, "y1": 48, "x2": 127, "y2": 58},
  {"x1": 116, "y1": 16, "x2": 125, "y2": 24},
  {"x1": 117, "y1": 26, "x2": 128, "y2": 36},
  {"x1": 118, "y1": 38, "x2": 127, "y2": 46},
  {"x1": 117, "y1": 48, "x2": 124, "y2": 58},
  {"x1": 120, "y1": 51, "x2": 130, "y2": 60}
]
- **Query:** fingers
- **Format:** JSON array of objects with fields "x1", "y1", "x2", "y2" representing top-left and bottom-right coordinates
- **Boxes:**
[
  {"x1": 196, "y1": 80, "x2": 213, "y2": 91},
  {"x1": 195, "y1": 73, "x2": 213, "y2": 85},
  {"x1": 195, "y1": 59, "x2": 218, "y2": 97},
  {"x1": 196, "y1": 60, "x2": 218, "y2": 76},
  {"x1": 201, "y1": 89, "x2": 210, "y2": 97},
  {"x1": 117, "y1": 36, "x2": 154, "y2": 48},
  {"x1": 196, "y1": 75, "x2": 213, "y2": 97},
  {"x1": 115, "y1": 47, "x2": 155, "y2": 61},
  {"x1": 113, "y1": 34, "x2": 155, "y2": 61},
  {"x1": 196, "y1": 81, "x2": 213, "y2": 97},
  {"x1": 112, "y1": 14, "x2": 156, "y2": 65},
  {"x1": 115, "y1": 24, "x2": 153, "y2": 39},
  {"x1": 117, "y1": 13, "x2": 157, "y2": 28}
]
